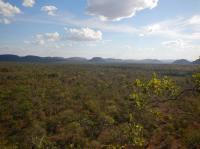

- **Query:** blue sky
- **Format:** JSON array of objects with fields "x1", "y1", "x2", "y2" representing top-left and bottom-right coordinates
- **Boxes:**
[{"x1": 0, "y1": 0, "x2": 200, "y2": 60}]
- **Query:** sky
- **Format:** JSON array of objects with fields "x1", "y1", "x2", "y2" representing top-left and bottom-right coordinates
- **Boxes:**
[{"x1": 0, "y1": 0, "x2": 200, "y2": 60}]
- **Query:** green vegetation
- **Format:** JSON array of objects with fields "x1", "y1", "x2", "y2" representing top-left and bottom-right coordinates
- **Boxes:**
[{"x1": 0, "y1": 63, "x2": 199, "y2": 148}]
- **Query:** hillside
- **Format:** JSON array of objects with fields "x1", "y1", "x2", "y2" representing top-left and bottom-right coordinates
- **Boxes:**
[
  {"x1": 0, "y1": 54, "x2": 170, "y2": 64},
  {"x1": 0, "y1": 55, "x2": 65, "y2": 62},
  {"x1": 0, "y1": 63, "x2": 199, "y2": 148},
  {"x1": 193, "y1": 58, "x2": 200, "y2": 64},
  {"x1": 1, "y1": 55, "x2": 200, "y2": 65},
  {"x1": 173, "y1": 59, "x2": 191, "y2": 65},
  {"x1": 89, "y1": 57, "x2": 106, "y2": 63}
]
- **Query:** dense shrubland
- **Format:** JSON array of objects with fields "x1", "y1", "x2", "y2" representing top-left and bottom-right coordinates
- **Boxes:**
[{"x1": 0, "y1": 63, "x2": 199, "y2": 148}]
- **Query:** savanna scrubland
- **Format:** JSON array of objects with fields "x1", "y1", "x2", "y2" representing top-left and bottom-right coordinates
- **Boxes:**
[{"x1": 0, "y1": 63, "x2": 199, "y2": 148}]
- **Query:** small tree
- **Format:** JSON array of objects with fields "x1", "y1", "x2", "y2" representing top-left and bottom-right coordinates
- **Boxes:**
[
  {"x1": 130, "y1": 73, "x2": 180, "y2": 106},
  {"x1": 126, "y1": 73, "x2": 180, "y2": 146},
  {"x1": 128, "y1": 72, "x2": 200, "y2": 147}
]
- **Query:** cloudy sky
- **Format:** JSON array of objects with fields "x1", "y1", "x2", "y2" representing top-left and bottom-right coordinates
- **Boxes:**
[{"x1": 0, "y1": 0, "x2": 200, "y2": 60}]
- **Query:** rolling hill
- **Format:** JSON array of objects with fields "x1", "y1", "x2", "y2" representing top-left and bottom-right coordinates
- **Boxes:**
[
  {"x1": 0, "y1": 54, "x2": 198, "y2": 65},
  {"x1": 173, "y1": 59, "x2": 191, "y2": 65}
]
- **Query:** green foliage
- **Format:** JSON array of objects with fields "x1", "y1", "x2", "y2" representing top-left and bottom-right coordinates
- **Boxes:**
[
  {"x1": 126, "y1": 73, "x2": 181, "y2": 147},
  {"x1": 0, "y1": 63, "x2": 199, "y2": 148},
  {"x1": 131, "y1": 73, "x2": 180, "y2": 104},
  {"x1": 126, "y1": 114, "x2": 145, "y2": 146},
  {"x1": 192, "y1": 72, "x2": 200, "y2": 92}
]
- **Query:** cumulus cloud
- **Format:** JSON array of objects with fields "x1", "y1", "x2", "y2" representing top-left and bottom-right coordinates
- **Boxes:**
[
  {"x1": 0, "y1": 18, "x2": 11, "y2": 24},
  {"x1": 86, "y1": 0, "x2": 159, "y2": 21},
  {"x1": 22, "y1": 0, "x2": 35, "y2": 7},
  {"x1": 31, "y1": 32, "x2": 60, "y2": 45},
  {"x1": 65, "y1": 27, "x2": 102, "y2": 41},
  {"x1": 0, "y1": 0, "x2": 21, "y2": 17},
  {"x1": 27, "y1": 28, "x2": 102, "y2": 45},
  {"x1": 41, "y1": 5, "x2": 58, "y2": 16}
]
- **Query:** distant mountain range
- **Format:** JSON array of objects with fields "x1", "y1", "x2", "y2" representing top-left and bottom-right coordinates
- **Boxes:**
[{"x1": 0, "y1": 54, "x2": 199, "y2": 64}]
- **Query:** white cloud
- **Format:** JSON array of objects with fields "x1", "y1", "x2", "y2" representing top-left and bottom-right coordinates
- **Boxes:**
[
  {"x1": 139, "y1": 33, "x2": 145, "y2": 37},
  {"x1": 189, "y1": 32, "x2": 200, "y2": 40},
  {"x1": 15, "y1": 12, "x2": 138, "y2": 33},
  {"x1": 145, "y1": 24, "x2": 161, "y2": 33},
  {"x1": 161, "y1": 39, "x2": 200, "y2": 60},
  {"x1": 45, "y1": 32, "x2": 60, "y2": 41},
  {"x1": 27, "y1": 28, "x2": 102, "y2": 45},
  {"x1": 0, "y1": 0, "x2": 21, "y2": 17},
  {"x1": 0, "y1": 18, "x2": 11, "y2": 24},
  {"x1": 41, "y1": 5, "x2": 58, "y2": 16},
  {"x1": 87, "y1": 0, "x2": 159, "y2": 21},
  {"x1": 188, "y1": 15, "x2": 200, "y2": 25},
  {"x1": 161, "y1": 39, "x2": 199, "y2": 50},
  {"x1": 31, "y1": 32, "x2": 60, "y2": 45},
  {"x1": 162, "y1": 40, "x2": 188, "y2": 48},
  {"x1": 64, "y1": 18, "x2": 138, "y2": 33},
  {"x1": 22, "y1": 0, "x2": 35, "y2": 7},
  {"x1": 65, "y1": 27, "x2": 102, "y2": 41},
  {"x1": 140, "y1": 16, "x2": 200, "y2": 40}
]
